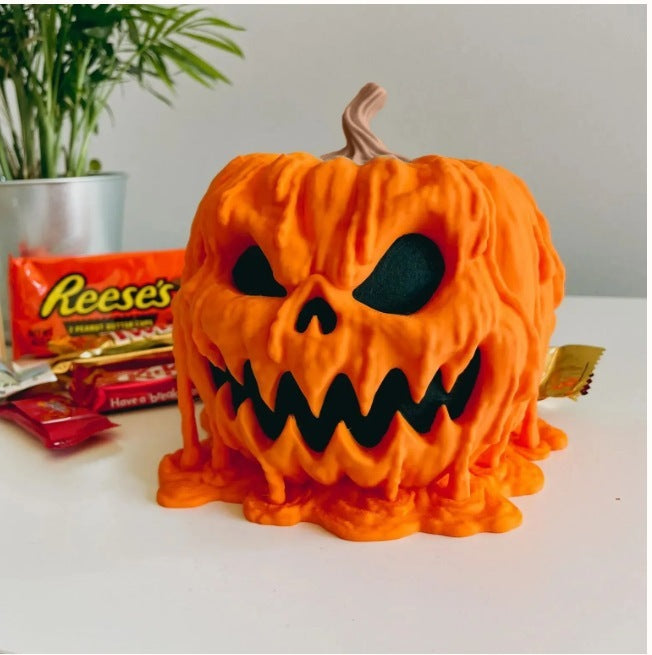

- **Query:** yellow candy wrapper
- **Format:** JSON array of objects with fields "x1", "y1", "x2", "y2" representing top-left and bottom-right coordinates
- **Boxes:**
[{"x1": 539, "y1": 345, "x2": 605, "y2": 401}]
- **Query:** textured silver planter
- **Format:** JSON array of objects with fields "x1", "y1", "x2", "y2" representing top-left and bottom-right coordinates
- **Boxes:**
[{"x1": 0, "y1": 173, "x2": 126, "y2": 346}]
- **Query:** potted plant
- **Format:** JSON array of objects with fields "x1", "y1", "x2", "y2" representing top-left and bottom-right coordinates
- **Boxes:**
[{"x1": 0, "y1": 4, "x2": 243, "y2": 338}]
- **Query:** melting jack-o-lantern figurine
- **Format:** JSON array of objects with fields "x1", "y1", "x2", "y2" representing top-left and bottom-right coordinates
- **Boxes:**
[{"x1": 158, "y1": 83, "x2": 567, "y2": 540}]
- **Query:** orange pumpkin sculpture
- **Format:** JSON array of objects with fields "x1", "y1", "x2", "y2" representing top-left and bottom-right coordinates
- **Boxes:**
[{"x1": 158, "y1": 83, "x2": 567, "y2": 540}]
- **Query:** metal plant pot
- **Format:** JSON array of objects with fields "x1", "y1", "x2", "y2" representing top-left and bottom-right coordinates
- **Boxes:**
[{"x1": 0, "y1": 172, "x2": 126, "y2": 346}]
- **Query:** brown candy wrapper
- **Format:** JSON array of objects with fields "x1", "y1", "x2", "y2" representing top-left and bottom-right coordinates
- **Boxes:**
[{"x1": 539, "y1": 345, "x2": 605, "y2": 401}]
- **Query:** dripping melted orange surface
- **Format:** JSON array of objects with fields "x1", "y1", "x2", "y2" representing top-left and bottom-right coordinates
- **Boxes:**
[{"x1": 158, "y1": 152, "x2": 566, "y2": 540}]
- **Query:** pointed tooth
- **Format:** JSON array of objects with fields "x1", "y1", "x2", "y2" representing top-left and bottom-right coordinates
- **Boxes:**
[
  {"x1": 206, "y1": 348, "x2": 225, "y2": 370},
  {"x1": 357, "y1": 370, "x2": 380, "y2": 415},
  {"x1": 439, "y1": 361, "x2": 457, "y2": 395},
  {"x1": 433, "y1": 403, "x2": 452, "y2": 426},
  {"x1": 431, "y1": 404, "x2": 455, "y2": 442},
  {"x1": 357, "y1": 387, "x2": 375, "y2": 416},
  {"x1": 440, "y1": 354, "x2": 473, "y2": 395},
  {"x1": 430, "y1": 405, "x2": 466, "y2": 464},
  {"x1": 251, "y1": 362, "x2": 282, "y2": 410},
  {"x1": 407, "y1": 367, "x2": 434, "y2": 404},
  {"x1": 328, "y1": 421, "x2": 387, "y2": 488},
  {"x1": 221, "y1": 352, "x2": 245, "y2": 385},
  {"x1": 287, "y1": 321, "x2": 340, "y2": 416},
  {"x1": 266, "y1": 416, "x2": 306, "y2": 482},
  {"x1": 349, "y1": 334, "x2": 380, "y2": 415},
  {"x1": 312, "y1": 421, "x2": 351, "y2": 485},
  {"x1": 298, "y1": 372, "x2": 333, "y2": 417},
  {"x1": 401, "y1": 351, "x2": 438, "y2": 404}
]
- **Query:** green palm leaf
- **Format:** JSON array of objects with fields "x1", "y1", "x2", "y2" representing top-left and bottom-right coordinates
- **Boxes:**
[{"x1": 0, "y1": 3, "x2": 244, "y2": 179}]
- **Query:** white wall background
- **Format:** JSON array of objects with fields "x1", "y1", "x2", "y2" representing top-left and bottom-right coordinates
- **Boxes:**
[{"x1": 93, "y1": 4, "x2": 646, "y2": 297}]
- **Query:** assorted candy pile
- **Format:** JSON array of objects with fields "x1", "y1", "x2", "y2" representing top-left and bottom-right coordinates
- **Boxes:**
[{"x1": 0, "y1": 249, "x2": 185, "y2": 448}]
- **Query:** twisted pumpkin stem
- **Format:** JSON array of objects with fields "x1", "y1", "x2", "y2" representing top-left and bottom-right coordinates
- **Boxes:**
[{"x1": 321, "y1": 82, "x2": 408, "y2": 164}]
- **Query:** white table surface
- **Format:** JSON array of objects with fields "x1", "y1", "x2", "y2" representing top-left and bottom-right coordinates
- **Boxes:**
[{"x1": 0, "y1": 296, "x2": 645, "y2": 654}]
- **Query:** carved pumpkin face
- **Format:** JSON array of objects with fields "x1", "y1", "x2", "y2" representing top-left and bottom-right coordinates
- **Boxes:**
[{"x1": 158, "y1": 84, "x2": 566, "y2": 540}]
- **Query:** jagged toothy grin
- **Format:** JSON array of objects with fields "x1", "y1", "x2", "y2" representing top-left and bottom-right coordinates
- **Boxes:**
[{"x1": 209, "y1": 351, "x2": 480, "y2": 452}]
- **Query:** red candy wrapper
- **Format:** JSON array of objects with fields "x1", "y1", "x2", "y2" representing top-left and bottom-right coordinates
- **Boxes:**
[
  {"x1": 0, "y1": 394, "x2": 118, "y2": 449},
  {"x1": 69, "y1": 350, "x2": 181, "y2": 413},
  {"x1": 9, "y1": 249, "x2": 185, "y2": 359}
]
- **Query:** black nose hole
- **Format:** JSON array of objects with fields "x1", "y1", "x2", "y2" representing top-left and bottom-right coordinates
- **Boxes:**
[{"x1": 295, "y1": 297, "x2": 337, "y2": 335}]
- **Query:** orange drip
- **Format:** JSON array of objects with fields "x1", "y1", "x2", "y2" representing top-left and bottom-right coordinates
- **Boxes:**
[{"x1": 158, "y1": 419, "x2": 565, "y2": 541}]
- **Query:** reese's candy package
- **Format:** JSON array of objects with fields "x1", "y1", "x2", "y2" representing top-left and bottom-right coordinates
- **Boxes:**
[{"x1": 9, "y1": 249, "x2": 185, "y2": 359}]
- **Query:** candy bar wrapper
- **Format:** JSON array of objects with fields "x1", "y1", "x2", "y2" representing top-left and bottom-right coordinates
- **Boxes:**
[
  {"x1": 0, "y1": 394, "x2": 118, "y2": 449},
  {"x1": 9, "y1": 249, "x2": 184, "y2": 359},
  {"x1": 69, "y1": 349, "x2": 182, "y2": 413},
  {"x1": 539, "y1": 345, "x2": 605, "y2": 401},
  {"x1": 0, "y1": 361, "x2": 57, "y2": 400},
  {"x1": 50, "y1": 340, "x2": 173, "y2": 375}
]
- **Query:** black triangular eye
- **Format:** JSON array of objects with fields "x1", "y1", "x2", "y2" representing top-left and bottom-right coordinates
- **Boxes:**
[
  {"x1": 352, "y1": 234, "x2": 444, "y2": 314},
  {"x1": 232, "y1": 245, "x2": 287, "y2": 297}
]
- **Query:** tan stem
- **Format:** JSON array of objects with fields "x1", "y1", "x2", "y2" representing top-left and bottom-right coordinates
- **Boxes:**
[{"x1": 322, "y1": 82, "x2": 408, "y2": 164}]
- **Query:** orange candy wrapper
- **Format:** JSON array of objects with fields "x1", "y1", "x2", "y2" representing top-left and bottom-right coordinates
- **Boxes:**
[{"x1": 9, "y1": 249, "x2": 185, "y2": 359}]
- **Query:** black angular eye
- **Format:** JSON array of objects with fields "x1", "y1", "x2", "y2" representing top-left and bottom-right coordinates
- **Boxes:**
[
  {"x1": 352, "y1": 234, "x2": 445, "y2": 314},
  {"x1": 232, "y1": 245, "x2": 287, "y2": 297}
]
